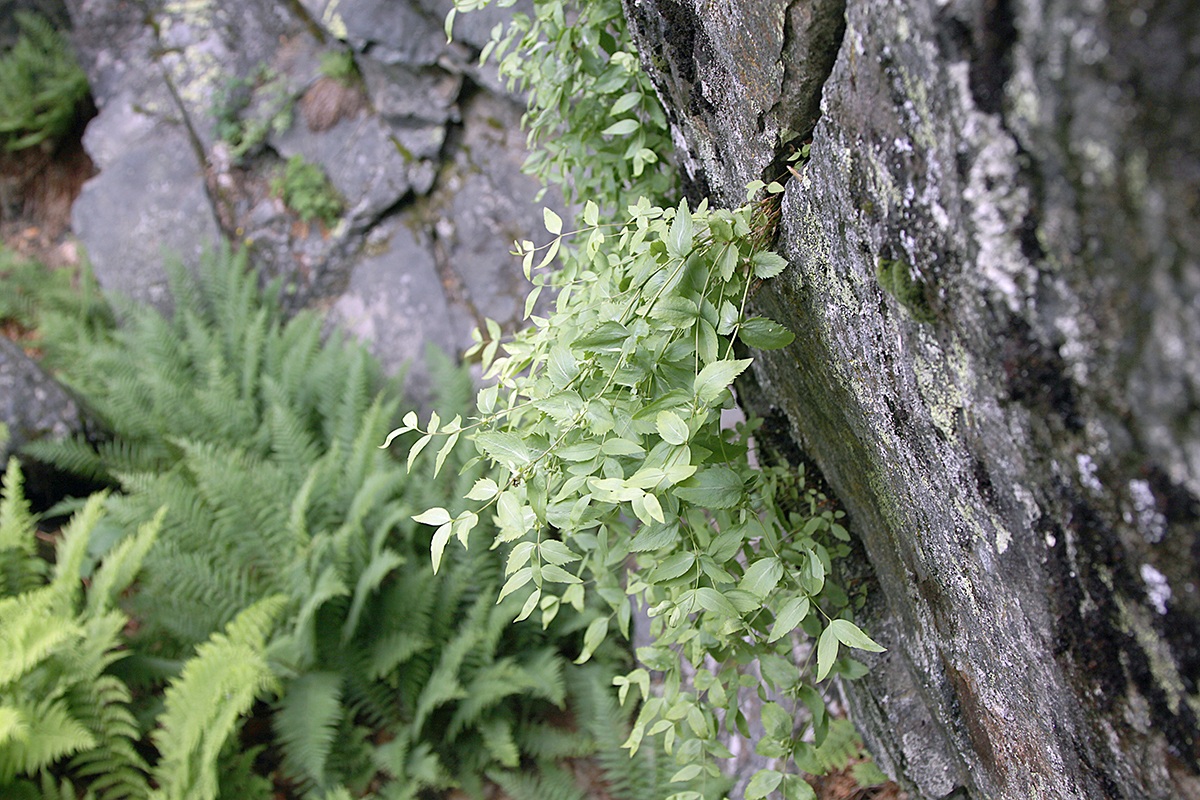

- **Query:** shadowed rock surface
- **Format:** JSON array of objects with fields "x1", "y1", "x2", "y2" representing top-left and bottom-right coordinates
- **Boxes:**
[
  {"x1": 626, "y1": 0, "x2": 1199, "y2": 797},
  {"x1": 63, "y1": 0, "x2": 552, "y2": 402}
]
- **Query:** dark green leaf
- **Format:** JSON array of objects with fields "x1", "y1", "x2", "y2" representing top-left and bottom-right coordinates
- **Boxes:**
[
  {"x1": 739, "y1": 316, "x2": 795, "y2": 350},
  {"x1": 673, "y1": 466, "x2": 745, "y2": 508},
  {"x1": 751, "y1": 250, "x2": 788, "y2": 278}
]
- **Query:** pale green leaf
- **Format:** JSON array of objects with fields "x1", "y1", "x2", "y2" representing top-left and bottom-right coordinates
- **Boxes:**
[
  {"x1": 466, "y1": 477, "x2": 499, "y2": 501},
  {"x1": 739, "y1": 557, "x2": 783, "y2": 599},
  {"x1": 538, "y1": 540, "x2": 579, "y2": 566},
  {"x1": 515, "y1": 588, "x2": 540, "y2": 622},
  {"x1": 407, "y1": 433, "x2": 432, "y2": 471},
  {"x1": 433, "y1": 430, "x2": 460, "y2": 476},
  {"x1": 451, "y1": 510, "x2": 478, "y2": 547},
  {"x1": 575, "y1": 616, "x2": 608, "y2": 664},
  {"x1": 830, "y1": 619, "x2": 886, "y2": 652},
  {"x1": 656, "y1": 410, "x2": 689, "y2": 445},
  {"x1": 412, "y1": 507, "x2": 452, "y2": 526},
  {"x1": 609, "y1": 91, "x2": 642, "y2": 116},
  {"x1": 641, "y1": 492, "x2": 665, "y2": 524},
  {"x1": 648, "y1": 552, "x2": 695, "y2": 583},
  {"x1": 667, "y1": 199, "x2": 693, "y2": 257},
  {"x1": 745, "y1": 769, "x2": 783, "y2": 800},
  {"x1": 816, "y1": 623, "x2": 839, "y2": 681},
  {"x1": 498, "y1": 567, "x2": 532, "y2": 602},
  {"x1": 574, "y1": 321, "x2": 629, "y2": 352},
  {"x1": 601, "y1": 118, "x2": 639, "y2": 136},
  {"x1": 670, "y1": 764, "x2": 703, "y2": 783},
  {"x1": 693, "y1": 358, "x2": 753, "y2": 406},
  {"x1": 540, "y1": 564, "x2": 581, "y2": 584},
  {"x1": 600, "y1": 437, "x2": 644, "y2": 457},
  {"x1": 547, "y1": 343, "x2": 579, "y2": 388},
  {"x1": 543, "y1": 207, "x2": 563, "y2": 235},
  {"x1": 475, "y1": 431, "x2": 531, "y2": 468},
  {"x1": 695, "y1": 587, "x2": 739, "y2": 618},
  {"x1": 506, "y1": 541, "x2": 535, "y2": 575},
  {"x1": 767, "y1": 596, "x2": 811, "y2": 643},
  {"x1": 430, "y1": 523, "x2": 453, "y2": 573}
]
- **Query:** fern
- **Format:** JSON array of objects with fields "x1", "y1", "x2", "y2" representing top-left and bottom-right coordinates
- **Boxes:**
[
  {"x1": 30, "y1": 244, "x2": 646, "y2": 797},
  {"x1": 0, "y1": 458, "x2": 43, "y2": 596},
  {"x1": 0, "y1": 466, "x2": 153, "y2": 799},
  {"x1": 271, "y1": 671, "x2": 345, "y2": 792},
  {"x1": 150, "y1": 595, "x2": 286, "y2": 800},
  {"x1": 0, "y1": 12, "x2": 90, "y2": 151}
]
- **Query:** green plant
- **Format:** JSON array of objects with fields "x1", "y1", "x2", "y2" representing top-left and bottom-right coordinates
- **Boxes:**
[
  {"x1": 404, "y1": 3, "x2": 889, "y2": 794},
  {"x1": 397, "y1": 192, "x2": 884, "y2": 796},
  {"x1": 30, "y1": 247, "x2": 667, "y2": 799},
  {"x1": 0, "y1": 12, "x2": 90, "y2": 151},
  {"x1": 0, "y1": 459, "x2": 155, "y2": 799},
  {"x1": 0, "y1": 247, "x2": 114, "y2": 365},
  {"x1": 450, "y1": 0, "x2": 676, "y2": 214},
  {"x1": 212, "y1": 64, "x2": 293, "y2": 161},
  {"x1": 875, "y1": 257, "x2": 935, "y2": 323},
  {"x1": 318, "y1": 49, "x2": 360, "y2": 86},
  {"x1": 273, "y1": 154, "x2": 344, "y2": 228}
]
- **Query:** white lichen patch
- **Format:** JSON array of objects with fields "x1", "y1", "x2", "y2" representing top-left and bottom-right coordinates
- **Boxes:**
[
  {"x1": 995, "y1": 526, "x2": 1012, "y2": 555},
  {"x1": 1139, "y1": 563, "x2": 1172, "y2": 614},
  {"x1": 1129, "y1": 479, "x2": 1167, "y2": 544},
  {"x1": 956, "y1": 83, "x2": 1035, "y2": 312},
  {"x1": 1077, "y1": 453, "x2": 1103, "y2": 493}
]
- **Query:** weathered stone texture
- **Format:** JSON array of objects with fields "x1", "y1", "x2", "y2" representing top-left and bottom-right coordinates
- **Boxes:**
[
  {"x1": 630, "y1": 0, "x2": 1200, "y2": 798},
  {"x1": 64, "y1": 0, "x2": 553, "y2": 400}
]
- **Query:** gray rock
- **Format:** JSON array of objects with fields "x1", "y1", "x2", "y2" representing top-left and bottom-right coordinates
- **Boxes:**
[
  {"x1": 0, "y1": 336, "x2": 94, "y2": 464},
  {"x1": 298, "y1": 0, "x2": 444, "y2": 66},
  {"x1": 418, "y1": 89, "x2": 556, "y2": 331},
  {"x1": 326, "y1": 216, "x2": 469, "y2": 403},
  {"x1": 72, "y1": 111, "x2": 221, "y2": 310},
  {"x1": 632, "y1": 0, "x2": 1200, "y2": 797}
]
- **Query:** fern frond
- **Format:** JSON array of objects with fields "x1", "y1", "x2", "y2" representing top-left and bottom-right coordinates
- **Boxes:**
[
  {"x1": 0, "y1": 697, "x2": 96, "y2": 782},
  {"x1": 86, "y1": 506, "x2": 161, "y2": 616},
  {"x1": 0, "y1": 458, "x2": 35, "y2": 553},
  {"x1": 0, "y1": 458, "x2": 44, "y2": 596},
  {"x1": 568, "y1": 666, "x2": 666, "y2": 800},
  {"x1": 447, "y1": 658, "x2": 548, "y2": 741},
  {"x1": 797, "y1": 718, "x2": 862, "y2": 775},
  {"x1": 488, "y1": 763, "x2": 587, "y2": 800},
  {"x1": 272, "y1": 671, "x2": 344, "y2": 792},
  {"x1": 0, "y1": 589, "x2": 81, "y2": 686},
  {"x1": 341, "y1": 546, "x2": 404, "y2": 643},
  {"x1": 150, "y1": 595, "x2": 286, "y2": 800},
  {"x1": 67, "y1": 675, "x2": 151, "y2": 800}
]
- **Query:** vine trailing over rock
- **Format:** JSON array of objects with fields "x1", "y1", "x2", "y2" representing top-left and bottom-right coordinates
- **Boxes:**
[{"x1": 394, "y1": 1, "x2": 887, "y2": 795}]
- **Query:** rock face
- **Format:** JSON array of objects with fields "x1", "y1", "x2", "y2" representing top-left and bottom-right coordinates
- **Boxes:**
[
  {"x1": 0, "y1": 336, "x2": 101, "y2": 505},
  {"x1": 626, "y1": 0, "x2": 1199, "y2": 798},
  {"x1": 63, "y1": 0, "x2": 551, "y2": 401}
]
